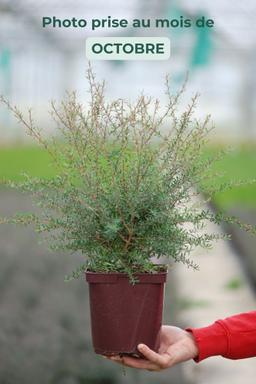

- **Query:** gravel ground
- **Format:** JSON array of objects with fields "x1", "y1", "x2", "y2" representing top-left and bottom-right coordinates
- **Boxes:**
[{"x1": 0, "y1": 190, "x2": 190, "y2": 384}]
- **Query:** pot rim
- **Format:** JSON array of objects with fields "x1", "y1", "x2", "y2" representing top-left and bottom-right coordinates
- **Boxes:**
[{"x1": 85, "y1": 266, "x2": 168, "y2": 283}]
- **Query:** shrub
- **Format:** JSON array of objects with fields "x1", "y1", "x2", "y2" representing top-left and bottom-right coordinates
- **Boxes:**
[{"x1": 1, "y1": 66, "x2": 255, "y2": 280}]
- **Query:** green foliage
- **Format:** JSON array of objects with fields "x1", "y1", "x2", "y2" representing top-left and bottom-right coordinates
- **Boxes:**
[
  {"x1": 1, "y1": 145, "x2": 256, "y2": 208},
  {"x1": 224, "y1": 277, "x2": 243, "y2": 290},
  {"x1": 1, "y1": 66, "x2": 256, "y2": 279}
]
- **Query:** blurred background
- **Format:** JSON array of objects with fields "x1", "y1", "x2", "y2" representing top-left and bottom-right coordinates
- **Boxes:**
[{"x1": 0, "y1": 1, "x2": 255, "y2": 383}]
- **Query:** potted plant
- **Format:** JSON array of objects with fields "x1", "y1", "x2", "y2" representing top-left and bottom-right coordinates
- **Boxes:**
[{"x1": 0, "y1": 67, "x2": 255, "y2": 358}]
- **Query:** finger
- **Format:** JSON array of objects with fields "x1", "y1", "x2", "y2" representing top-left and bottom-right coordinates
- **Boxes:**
[
  {"x1": 108, "y1": 356, "x2": 159, "y2": 371},
  {"x1": 108, "y1": 356, "x2": 124, "y2": 364},
  {"x1": 108, "y1": 356, "x2": 125, "y2": 366},
  {"x1": 120, "y1": 356, "x2": 160, "y2": 371},
  {"x1": 138, "y1": 344, "x2": 171, "y2": 368}
]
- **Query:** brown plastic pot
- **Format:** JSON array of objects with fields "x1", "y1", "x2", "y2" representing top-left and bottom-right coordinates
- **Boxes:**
[{"x1": 85, "y1": 270, "x2": 167, "y2": 357}]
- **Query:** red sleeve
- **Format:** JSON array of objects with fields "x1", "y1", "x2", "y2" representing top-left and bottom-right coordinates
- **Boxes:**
[{"x1": 186, "y1": 311, "x2": 256, "y2": 362}]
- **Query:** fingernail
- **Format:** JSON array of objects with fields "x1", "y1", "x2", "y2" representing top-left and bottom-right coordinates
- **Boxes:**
[{"x1": 138, "y1": 344, "x2": 145, "y2": 350}]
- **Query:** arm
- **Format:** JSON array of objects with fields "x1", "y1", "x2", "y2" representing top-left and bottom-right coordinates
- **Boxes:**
[
  {"x1": 186, "y1": 310, "x2": 256, "y2": 362},
  {"x1": 107, "y1": 311, "x2": 256, "y2": 371}
]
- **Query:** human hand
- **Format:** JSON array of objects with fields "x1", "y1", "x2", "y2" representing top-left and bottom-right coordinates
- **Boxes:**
[{"x1": 106, "y1": 325, "x2": 199, "y2": 371}]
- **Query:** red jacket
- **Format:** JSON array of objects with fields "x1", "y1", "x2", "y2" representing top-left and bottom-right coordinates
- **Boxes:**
[{"x1": 186, "y1": 311, "x2": 256, "y2": 362}]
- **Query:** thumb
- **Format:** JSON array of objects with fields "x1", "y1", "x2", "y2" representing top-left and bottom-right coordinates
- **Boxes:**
[{"x1": 138, "y1": 344, "x2": 171, "y2": 368}]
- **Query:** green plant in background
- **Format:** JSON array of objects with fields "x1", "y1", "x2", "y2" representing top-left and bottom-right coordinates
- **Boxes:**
[
  {"x1": 178, "y1": 297, "x2": 210, "y2": 310},
  {"x1": 201, "y1": 146, "x2": 256, "y2": 209},
  {"x1": 0, "y1": 146, "x2": 54, "y2": 181},
  {"x1": 224, "y1": 277, "x2": 243, "y2": 290},
  {"x1": 0, "y1": 67, "x2": 255, "y2": 280}
]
